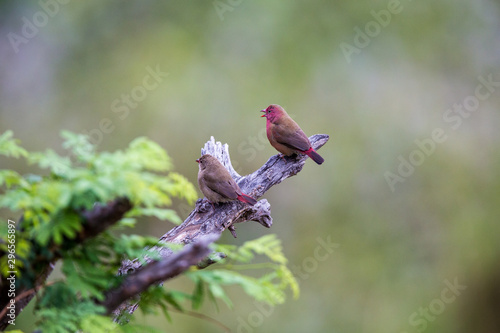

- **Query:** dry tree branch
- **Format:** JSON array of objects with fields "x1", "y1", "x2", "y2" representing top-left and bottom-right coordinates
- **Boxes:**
[{"x1": 111, "y1": 134, "x2": 329, "y2": 320}]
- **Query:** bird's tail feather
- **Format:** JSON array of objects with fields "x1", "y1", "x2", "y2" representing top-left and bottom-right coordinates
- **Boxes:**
[
  {"x1": 237, "y1": 194, "x2": 257, "y2": 206},
  {"x1": 305, "y1": 148, "x2": 324, "y2": 165}
]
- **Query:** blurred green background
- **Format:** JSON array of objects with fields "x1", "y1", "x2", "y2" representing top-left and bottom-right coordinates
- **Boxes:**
[{"x1": 1, "y1": 1, "x2": 500, "y2": 332}]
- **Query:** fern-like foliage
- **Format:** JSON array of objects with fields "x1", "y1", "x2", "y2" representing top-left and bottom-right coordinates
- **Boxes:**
[{"x1": 0, "y1": 131, "x2": 299, "y2": 332}]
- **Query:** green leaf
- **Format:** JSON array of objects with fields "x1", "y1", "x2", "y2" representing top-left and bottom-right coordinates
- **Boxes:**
[
  {"x1": 226, "y1": 234, "x2": 287, "y2": 264},
  {"x1": 126, "y1": 137, "x2": 172, "y2": 172},
  {"x1": 0, "y1": 170, "x2": 28, "y2": 188},
  {"x1": 162, "y1": 172, "x2": 198, "y2": 205},
  {"x1": 163, "y1": 290, "x2": 187, "y2": 312},
  {"x1": 80, "y1": 315, "x2": 116, "y2": 332},
  {"x1": 0, "y1": 131, "x2": 28, "y2": 158},
  {"x1": 192, "y1": 278, "x2": 204, "y2": 310},
  {"x1": 34, "y1": 210, "x2": 82, "y2": 246},
  {"x1": 28, "y1": 150, "x2": 72, "y2": 176},
  {"x1": 117, "y1": 217, "x2": 137, "y2": 228},
  {"x1": 61, "y1": 130, "x2": 95, "y2": 162},
  {"x1": 244, "y1": 234, "x2": 287, "y2": 264},
  {"x1": 207, "y1": 282, "x2": 233, "y2": 309},
  {"x1": 276, "y1": 265, "x2": 300, "y2": 299},
  {"x1": 128, "y1": 207, "x2": 183, "y2": 225},
  {"x1": 62, "y1": 259, "x2": 111, "y2": 300},
  {"x1": 190, "y1": 269, "x2": 284, "y2": 306}
]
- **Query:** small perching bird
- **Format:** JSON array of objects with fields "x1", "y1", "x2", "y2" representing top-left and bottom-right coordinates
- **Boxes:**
[
  {"x1": 196, "y1": 154, "x2": 257, "y2": 206},
  {"x1": 261, "y1": 104, "x2": 324, "y2": 165}
]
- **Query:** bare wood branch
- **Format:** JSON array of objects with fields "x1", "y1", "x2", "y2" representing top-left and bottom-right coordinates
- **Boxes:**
[
  {"x1": 79, "y1": 198, "x2": 133, "y2": 241},
  {"x1": 112, "y1": 134, "x2": 329, "y2": 320},
  {"x1": 101, "y1": 234, "x2": 218, "y2": 315}
]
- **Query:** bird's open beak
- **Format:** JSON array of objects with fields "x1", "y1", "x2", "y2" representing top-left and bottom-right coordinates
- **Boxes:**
[
  {"x1": 260, "y1": 109, "x2": 266, "y2": 117},
  {"x1": 196, "y1": 159, "x2": 200, "y2": 163}
]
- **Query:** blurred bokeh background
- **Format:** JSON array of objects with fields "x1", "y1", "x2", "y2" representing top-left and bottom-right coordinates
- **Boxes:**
[{"x1": 1, "y1": 1, "x2": 500, "y2": 332}]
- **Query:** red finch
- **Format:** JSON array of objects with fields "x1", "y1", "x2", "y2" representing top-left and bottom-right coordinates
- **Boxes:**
[
  {"x1": 196, "y1": 154, "x2": 257, "y2": 205},
  {"x1": 261, "y1": 104, "x2": 324, "y2": 165}
]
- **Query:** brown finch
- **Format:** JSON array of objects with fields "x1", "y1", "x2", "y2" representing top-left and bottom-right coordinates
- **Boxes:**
[
  {"x1": 261, "y1": 104, "x2": 324, "y2": 165},
  {"x1": 196, "y1": 154, "x2": 257, "y2": 205}
]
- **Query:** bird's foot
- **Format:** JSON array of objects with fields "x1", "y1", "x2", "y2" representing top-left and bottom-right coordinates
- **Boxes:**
[{"x1": 198, "y1": 198, "x2": 214, "y2": 213}]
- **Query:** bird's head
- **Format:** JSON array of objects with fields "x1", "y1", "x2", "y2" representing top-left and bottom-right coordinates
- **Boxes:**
[
  {"x1": 196, "y1": 154, "x2": 218, "y2": 171},
  {"x1": 260, "y1": 104, "x2": 285, "y2": 122}
]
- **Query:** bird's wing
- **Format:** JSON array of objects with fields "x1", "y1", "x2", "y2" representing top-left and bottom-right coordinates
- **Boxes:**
[
  {"x1": 273, "y1": 122, "x2": 311, "y2": 152},
  {"x1": 203, "y1": 173, "x2": 239, "y2": 200}
]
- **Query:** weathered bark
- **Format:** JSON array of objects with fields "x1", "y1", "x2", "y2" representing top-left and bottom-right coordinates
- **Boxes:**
[
  {"x1": 111, "y1": 134, "x2": 329, "y2": 320},
  {"x1": 101, "y1": 234, "x2": 218, "y2": 315}
]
